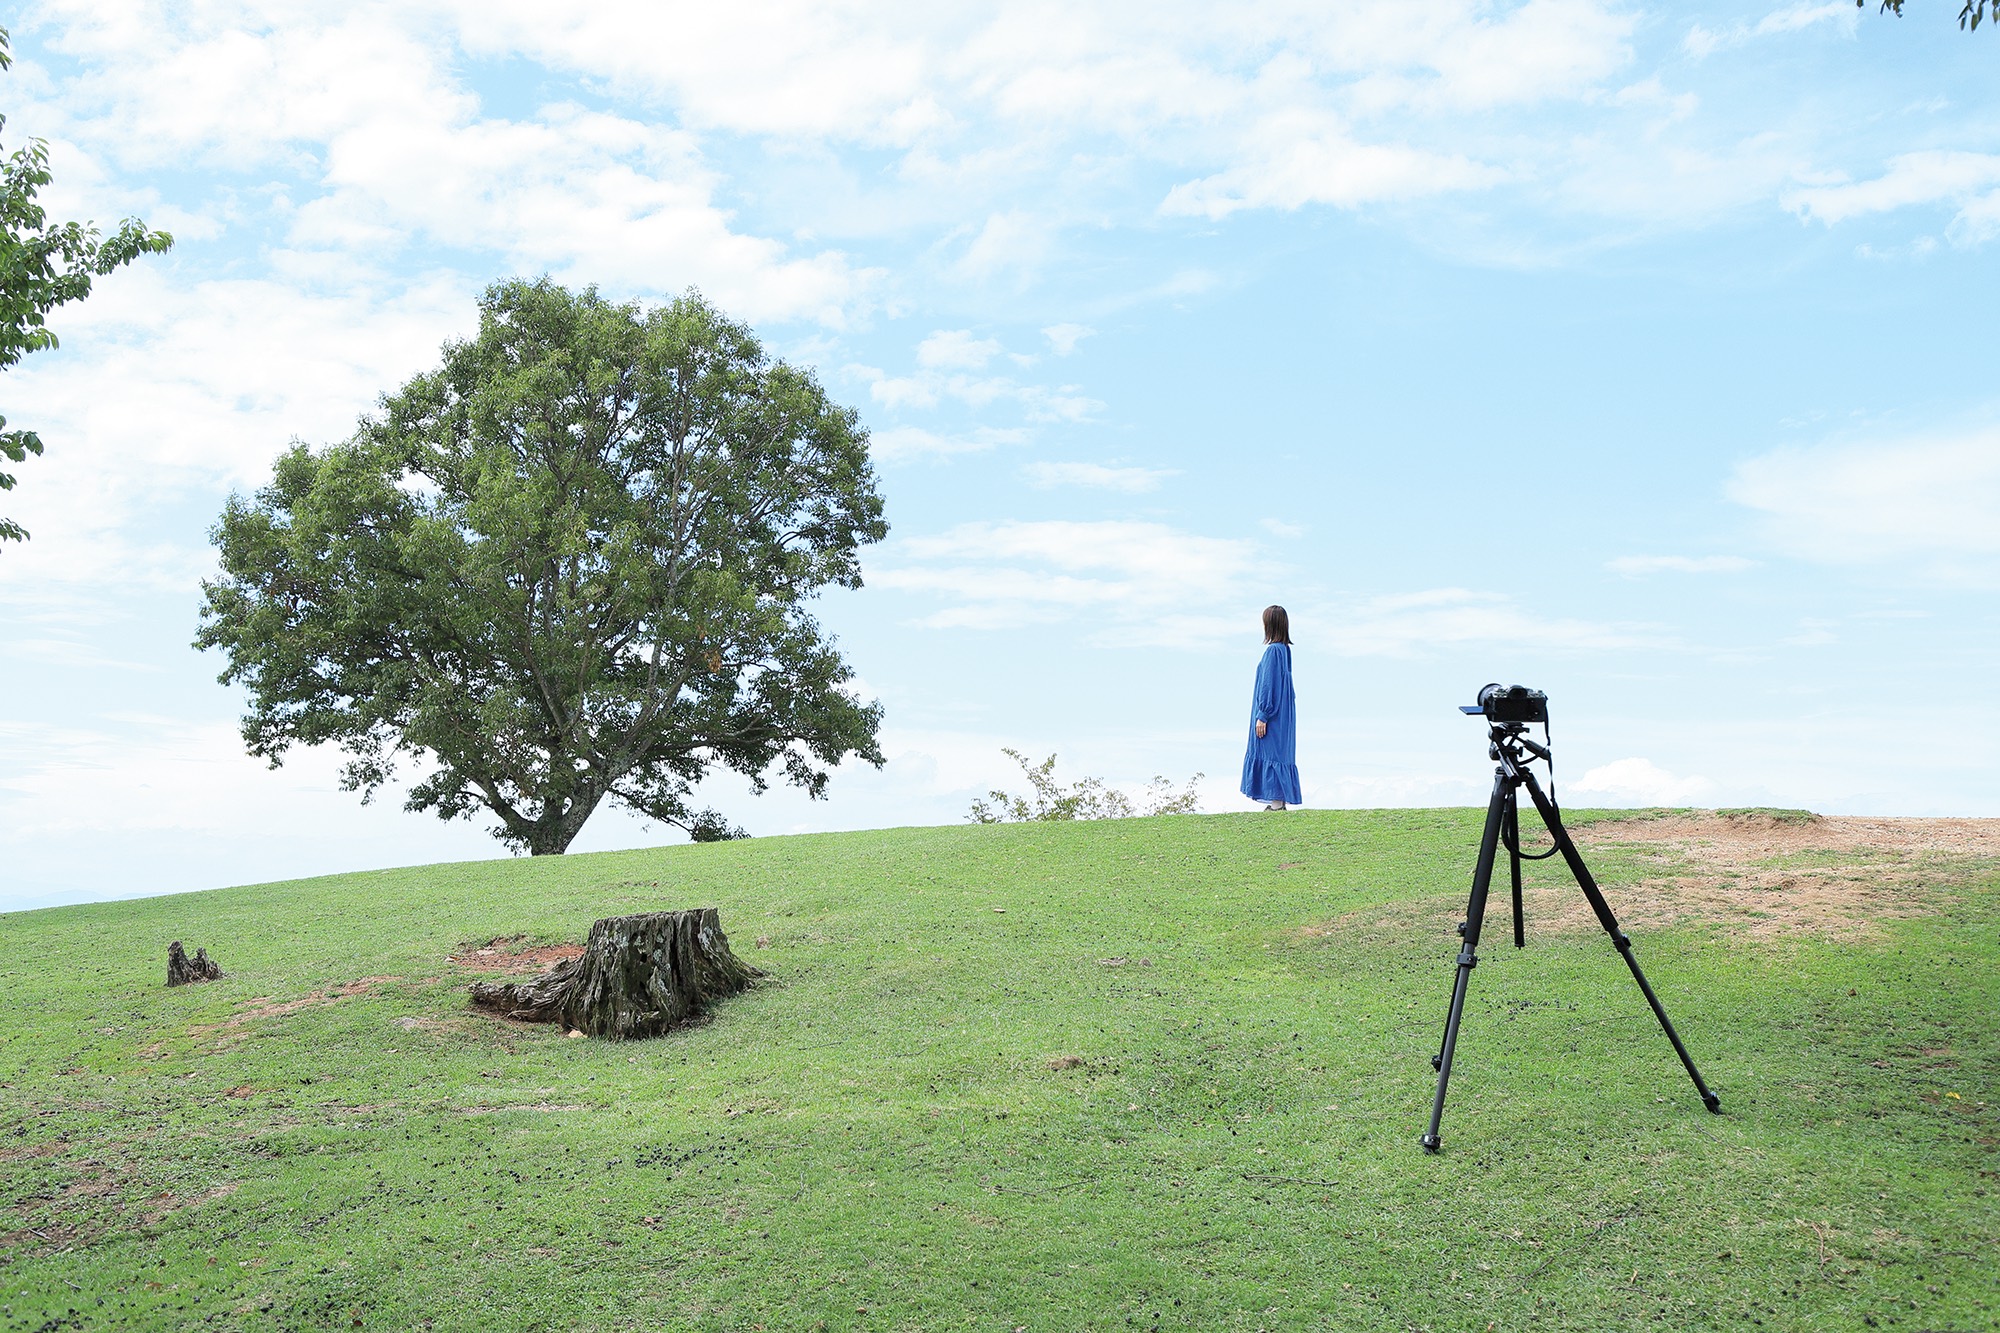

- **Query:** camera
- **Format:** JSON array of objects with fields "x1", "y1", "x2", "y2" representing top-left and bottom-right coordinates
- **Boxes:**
[{"x1": 1459, "y1": 682, "x2": 1548, "y2": 724}]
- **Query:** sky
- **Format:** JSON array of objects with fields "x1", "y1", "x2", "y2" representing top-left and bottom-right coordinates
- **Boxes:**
[{"x1": 2, "y1": 0, "x2": 1997, "y2": 913}]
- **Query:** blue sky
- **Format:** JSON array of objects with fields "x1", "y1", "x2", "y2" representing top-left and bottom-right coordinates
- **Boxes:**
[{"x1": 2, "y1": 0, "x2": 1997, "y2": 912}]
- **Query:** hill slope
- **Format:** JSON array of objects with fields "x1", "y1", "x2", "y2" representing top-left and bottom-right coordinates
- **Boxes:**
[{"x1": 3, "y1": 809, "x2": 1996, "y2": 1332}]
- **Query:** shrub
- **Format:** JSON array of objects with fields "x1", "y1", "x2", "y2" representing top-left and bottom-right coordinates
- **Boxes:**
[{"x1": 967, "y1": 749, "x2": 1203, "y2": 823}]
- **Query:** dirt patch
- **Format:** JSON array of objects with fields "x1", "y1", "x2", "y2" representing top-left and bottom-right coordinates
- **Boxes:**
[
  {"x1": 1587, "y1": 811, "x2": 2000, "y2": 860},
  {"x1": 1307, "y1": 813, "x2": 2000, "y2": 944},
  {"x1": 1, "y1": 1154, "x2": 237, "y2": 1257},
  {"x1": 140, "y1": 1182, "x2": 239, "y2": 1226},
  {"x1": 457, "y1": 1102, "x2": 588, "y2": 1115},
  {"x1": 200, "y1": 976, "x2": 405, "y2": 1034},
  {"x1": 0, "y1": 1143, "x2": 65, "y2": 1163},
  {"x1": 448, "y1": 937, "x2": 584, "y2": 973},
  {"x1": 0, "y1": 1220, "x2": 81, "y2": 1255},
  {"x1": 131, "y1": 977, "x2": 414, "y2": 1058}
]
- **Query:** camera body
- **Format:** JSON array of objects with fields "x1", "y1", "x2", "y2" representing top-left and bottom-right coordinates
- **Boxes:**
[{"x1": 1461, "y1": 682, "x2": 1548, "y2": 724}]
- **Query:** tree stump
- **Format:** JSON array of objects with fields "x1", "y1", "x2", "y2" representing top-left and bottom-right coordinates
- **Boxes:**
[
  {"x1": 166, "y1": 941, "x2": 222, "y2": 986},
  {"x1": 468, "y1": 908, "x2": 763, "y2": 1039}
]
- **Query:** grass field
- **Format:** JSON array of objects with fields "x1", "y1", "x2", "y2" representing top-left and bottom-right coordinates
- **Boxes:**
[{"x1": 2, "y1": 808, "x2": 1995, "y2": 1332}]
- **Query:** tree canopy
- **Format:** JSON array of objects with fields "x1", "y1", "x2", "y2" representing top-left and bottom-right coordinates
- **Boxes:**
[
  {"x1": 0, "y1": 26, "x2": 174, "y2": 544},
  {"x1": 196, "y1": 278, "x2": 888, "y2": 854},
  {"x1": 1869, "y1": 0, "x2": 1993, "y2": 30}
]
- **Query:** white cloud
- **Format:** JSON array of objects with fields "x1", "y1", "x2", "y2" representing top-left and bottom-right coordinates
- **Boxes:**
[
  {"x1": 1685, "y1": 3, "x2": 1856, "y2": 58},
  {"x1": 1755, "y1": 3, "x2": 1856, "y2": 36},
  {"x1": 16, "y1": 0, "x2": 1927, "y2": 281},
  {"x1": 1570, "y1": 757, "x2": 1718, "y2": 805},
  {"x1": 0, "y1": 636, "x2": 160, "y2": 672},
  {"x1": 1327, "y1": 588, "x2": 1666, "y2": 657},
  {"x1": 864, "y1": 371, "x2": 941, "y2": 411},
  {"x1": 851, "y1": 345, "x2": 1102, "y2": 423},
  {"x1": 1021, "y1": 385, "x2": 1103, "y2": 422},
  {"x1": 24, "y1": 6, "x2": 876, "y2": 325},
  {"x1": 871, "y1": 534, "x2": 1662, "y2": 659},
  {"x1": 444, "y1": 0, "x2": 1638, "y2": 143},
  {"x1": 441, "y1": 0, "x2": 941, "y2": 141},
  {"x1": 1161, "y1": 114, "x2": 1505, "y2": 219},
  {"x1": 1043, "y1": 323, "x2": 1094, "y2": 356},
  {"x1": 0, "y1": 267, "x2": 473, "y2": 603},
  {"x1": 955, "y1": 210, "x2": 1055, "y2": 279},
  {"x1": 1784, "y1": 151, "x2": 2000, "y2": 246},
  {"x1": 1261, "y1": 518, "x2": 1306, "y2": 539},
  {"x1": 30, "y1": 0, "x2": 1645, "y2": 255},
  {"x1": 1783, "y1": 618, "x2": 1838, "y2": 647},
  {"x1": 1728, "y1": 430, "x2": 2000, "y2": 571},
  {"x1": 1607, "y1": 555, "x2": 1756, "y2": 575},
  {"x1": 870, "y1": 424, "x2": 1029, "y2": 463},
  {"x1": 1024, "y1": 461, "x2": 1175, "y2": 493},
  {"x1": 916, "y1": 329, "x2": 1003, "y2": 370},
  {"x1": 1300, "y1": 770, "x2": 1487, "y2": 809},
  {"x1": 869, "y1": 519, "x2": 1262, "y2": 636}
]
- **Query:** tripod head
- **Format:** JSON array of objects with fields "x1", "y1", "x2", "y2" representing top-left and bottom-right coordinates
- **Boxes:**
[
  {"x1": 1461, "y1": 684, "x2": 1554, "y2": 776},
  {"x1": 1487, "y1": 720, "x2": 1551, "y2": 770}
]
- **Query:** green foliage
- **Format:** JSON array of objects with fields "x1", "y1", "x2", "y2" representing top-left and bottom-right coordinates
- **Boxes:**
[
  {"x1": 0, "y1": 26, "x2": 174, "y2": 544},
  {"x1": 968, "y1": 747, "x2": 1204, "y2": 822},
  {"x1": 0, "y1": 811, "x2": 1993, "y2": 1329},
  {"x1": 1716, "y1": 806, "x2": 1822, "y2": 823},
  {"x1": 195, "y1": 277, "x2": 886, "y2": 854},
  {"x1": 1868, "y1": 0, "x2": 1994, "y2": 30}
]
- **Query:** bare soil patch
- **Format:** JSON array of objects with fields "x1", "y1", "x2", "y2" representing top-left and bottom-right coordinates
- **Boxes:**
[
  {"x1": 226, "y1": 976, "x2": 405, "y2": 1024},
  {"x1": 0, "y1": 1143, "x2": 65, "y2": 1163},
  {"x1": 457, "y1": 1102, "x2": 589, "y2": 1116},
  {"x1": 140, "y1": 1183, "x2": 239, "y2": 1226},
  {"x1": 1308, "y1": 812, "x2": 2000, "y2": 944},
  {"x1": 189, "y1": 977, "x2": 406, "y2": 1047},
  {"x1": 1, "y1": 1145, "x2": 238, "y2": 1260},
  {"x1": 448, "y1": 937, "x2": 585, "y2": 973},
  {"x1": 137, "y1": 976, "x2": 415, "y2": 1059}
]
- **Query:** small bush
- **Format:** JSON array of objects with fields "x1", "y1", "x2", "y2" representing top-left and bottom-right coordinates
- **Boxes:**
[
  {"x1": 1717, "y1": 807, "x2": 1820, "y2": 824},
  {"x1": 968, "y1": 749, "x2": 1204, "y2": 823}
]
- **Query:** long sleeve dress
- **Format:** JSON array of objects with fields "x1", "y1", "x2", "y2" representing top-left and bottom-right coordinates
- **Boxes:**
[{"x1": 1240, "y1": 642, "x2": 1301, "y2": 805}]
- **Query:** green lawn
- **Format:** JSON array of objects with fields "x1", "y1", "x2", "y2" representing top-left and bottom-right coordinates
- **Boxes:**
[{"x1": 2, "y1": 809, "x2": 1994, "y2": 1332}]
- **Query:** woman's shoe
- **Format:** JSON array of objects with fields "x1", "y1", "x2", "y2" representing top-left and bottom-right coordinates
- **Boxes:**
[{"x1": 1262, "y1": 801, "x2": 1288, "y2": 811}]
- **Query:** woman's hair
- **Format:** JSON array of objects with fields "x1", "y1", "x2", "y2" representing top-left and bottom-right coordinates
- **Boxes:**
[{"x1": 1262, "y1": 604, "x2": 1292, "y2": 645}]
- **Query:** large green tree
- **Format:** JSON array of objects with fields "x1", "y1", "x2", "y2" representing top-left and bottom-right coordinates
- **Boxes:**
[
  {"x1": 196, "y1": 278, "x2": 888, "y2": 854},
  {"x1": 0, "y1": 26, "x2": 174, "y2": 544}
]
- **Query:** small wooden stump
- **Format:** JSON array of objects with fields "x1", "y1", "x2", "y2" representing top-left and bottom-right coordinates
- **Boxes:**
[
  {"x1": 468, "y1": 908, "x2": 763, "y2": 1039},
  {"x1": 166, "y1": 941, "x2": 222, "y2": 987}
]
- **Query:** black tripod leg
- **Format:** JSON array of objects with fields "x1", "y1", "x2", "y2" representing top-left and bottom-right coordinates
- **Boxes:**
[
  {"x1": 1423, "y1": 769, "x2": 1507, "y2": 1152},
  {"x1": 1507, "y1": 788, "x2": 1525, "y2": 949},
  {"x1": 1515, "y1": 770, "x2": 1722, "y2": 1114}
]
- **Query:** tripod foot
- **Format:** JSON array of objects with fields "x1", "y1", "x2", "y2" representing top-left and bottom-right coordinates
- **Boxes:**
[
  {"x1": 1431, "y1": 1053, "x2": 1441, "y2": 1071},
  {"x1": 1703, "y1": 1092, "x2": 1721, "y2": 1114},
  {"x1": 1419, "y1": 1133, "x2": 1440, "y2": 1154}
]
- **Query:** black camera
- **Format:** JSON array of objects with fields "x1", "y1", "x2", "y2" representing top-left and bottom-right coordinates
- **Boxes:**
[{"x1": 1460, "y1": 682, "x2": 1548, "y2": 724}]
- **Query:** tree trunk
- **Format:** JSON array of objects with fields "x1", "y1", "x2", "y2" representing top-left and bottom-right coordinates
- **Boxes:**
[
  {"x1": 468, "y1": 908, "x2": 763, "y2": 1038},
  {"x1": 522, "y1": 788, "x2": 607, "y2": 855},
  {"x1": 166, "y1": 941, "x2": 222, "y2": 986}
]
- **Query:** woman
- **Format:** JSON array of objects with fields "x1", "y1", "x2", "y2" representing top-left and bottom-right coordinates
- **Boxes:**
[{"x1": 1240, "y1": 604, "x2": 1302, "y2": 811}]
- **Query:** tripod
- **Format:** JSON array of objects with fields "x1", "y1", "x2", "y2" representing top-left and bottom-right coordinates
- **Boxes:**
[{"x1": 1419, "y1": 721, "x2": 1721, "y2": 1152}]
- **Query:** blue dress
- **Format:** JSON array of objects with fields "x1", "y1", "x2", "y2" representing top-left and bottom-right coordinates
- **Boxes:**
[{"x1": 1240, "y1": 642, "x2": 1301, "y2": 804}]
